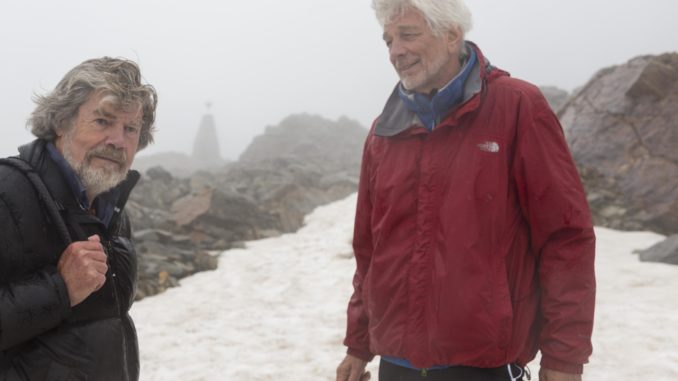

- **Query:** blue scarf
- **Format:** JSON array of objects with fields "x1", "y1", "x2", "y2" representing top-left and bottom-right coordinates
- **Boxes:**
[{"x1": 398, "y1": 47, "x2": 477, "y2": 131}]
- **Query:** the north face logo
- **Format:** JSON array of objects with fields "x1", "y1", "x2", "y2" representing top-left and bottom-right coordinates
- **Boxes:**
[{"x1": 478, "y1": 141, "x2": 500, "y2": 153}]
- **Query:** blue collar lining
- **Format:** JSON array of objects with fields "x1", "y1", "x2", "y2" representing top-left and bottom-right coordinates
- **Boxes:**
[
  {"x1": 397, "y1": 46, "x2": 478, "y2": 131},
  {"x1": 45, "y1": 142, "x2": 120, "y2": 227}
]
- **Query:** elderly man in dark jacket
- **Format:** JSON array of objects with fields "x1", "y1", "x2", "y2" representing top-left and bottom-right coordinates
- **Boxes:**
[{"x1": 0, "y1": 57, "x2": 157, "y2": 380}]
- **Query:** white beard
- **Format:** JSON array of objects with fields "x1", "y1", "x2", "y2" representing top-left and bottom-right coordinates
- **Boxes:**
[
  {"x1": 76, "y1": 161, "x2": 128, "y2": 199},
  {"x1": 62, "y1": 140, "x2": 128, "y2": 200},
  {"x1": 398, "y1": 49, "x2": 454, "y2": 93}
]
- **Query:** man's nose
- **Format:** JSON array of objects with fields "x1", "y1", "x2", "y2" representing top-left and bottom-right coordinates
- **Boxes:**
[
  {"x1": 389, "y1": 39, "x2": 407, "y2": 61},
  {"x1": 105, "y1": 123, "x2": 126, "y2": 148}
]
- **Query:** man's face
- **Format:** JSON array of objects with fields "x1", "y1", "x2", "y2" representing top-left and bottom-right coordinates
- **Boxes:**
[
  {"x1": 55, "y1": 91, "x2": 142, "y2": 198},
  {"x1": 383, "y1": 7, "x2": 462, "y2": 94}
]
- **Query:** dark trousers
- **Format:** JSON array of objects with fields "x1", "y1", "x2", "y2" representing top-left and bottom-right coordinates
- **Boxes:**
[{"x1": 378, "y1": 359, "x2": 526, "y2": 381}]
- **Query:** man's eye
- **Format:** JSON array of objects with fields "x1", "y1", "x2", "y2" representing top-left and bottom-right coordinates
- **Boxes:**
[
  {"x1": 95, "y1": 118, "x2": 111, "y2": 126},
  {"x1": 125, "y1": 126, "x2": 139, "y2": 134}
]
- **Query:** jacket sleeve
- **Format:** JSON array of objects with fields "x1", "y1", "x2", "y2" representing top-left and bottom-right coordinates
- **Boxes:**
[
  {"x1": 512, "y1": 92, "x2": 596, "y2": 374},
  {"x1": 0, "y1": 193, "x2": 72, "y2": 351},
  {"x1": 343, "y1": 132, "x2": 376, "y2": 362}
]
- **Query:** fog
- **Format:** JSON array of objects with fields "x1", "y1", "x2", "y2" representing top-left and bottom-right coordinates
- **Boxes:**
[{"x1": 1, "y1": 0, "x2": 676, "y2": 159}]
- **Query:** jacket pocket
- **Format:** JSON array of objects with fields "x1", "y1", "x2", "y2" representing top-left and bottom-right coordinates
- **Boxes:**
[
  {"x1": 43, "y1": 360, "x2": 89, "y2": 381},
  {"x1": 7, "y1": 342, "x2": 90, "y2": 381}
]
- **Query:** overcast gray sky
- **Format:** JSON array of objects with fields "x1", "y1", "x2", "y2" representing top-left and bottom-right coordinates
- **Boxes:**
[{"x1": 1, "y1": 0, "x2": 676, "y2": 160}]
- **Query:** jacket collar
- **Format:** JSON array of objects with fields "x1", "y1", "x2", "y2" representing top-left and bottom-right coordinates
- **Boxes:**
[
  {"x1": 18, "y1": 139, "x2": 139, "y2": 227},
  {"x1": 45, "y1": 142, "x2": 89, "y2": 210},
  {"x1": 374, "y1": 41, "x2": 502, "y2": 137},
  {"x1": 396, "y1": 46, "x2": 477, "y2": 131}
]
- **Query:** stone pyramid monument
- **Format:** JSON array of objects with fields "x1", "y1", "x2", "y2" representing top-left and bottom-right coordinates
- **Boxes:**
[{"x1": 192, "y1": 102, "x2": 222, "y2": 165}]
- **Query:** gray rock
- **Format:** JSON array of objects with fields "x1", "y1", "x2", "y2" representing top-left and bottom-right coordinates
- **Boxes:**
[
  {"x1": 637, "y1": 235, "x2": 678, "y2": 265},
  {"x1": 128, "y1": 113, "x2": 367, "y2": 299},
  {"x1": 560, "y1": 53, "x2": 678, "y2": 235},
  {"x1": 146, "y1": 166, "x2": 173, "y2": 182}
]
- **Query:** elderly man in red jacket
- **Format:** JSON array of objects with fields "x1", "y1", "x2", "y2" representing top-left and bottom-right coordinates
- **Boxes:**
[{"x1": 336, "y1": 1, "x2": 596, "y2": 381}]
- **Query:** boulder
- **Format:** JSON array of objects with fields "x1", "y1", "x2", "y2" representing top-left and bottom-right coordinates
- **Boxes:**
[
  {"x1": 134, "y1": 229, "x2": 219, "y2": 300},
  {"x1": 637, "y1": 235, "x2": 678, "y2": 265},
  {"x1": 560, "y1": 53, "x2": 678, "y2": 235},
  {"x1": 170, "y1": 183, "x2": 279, "y2": 250}
]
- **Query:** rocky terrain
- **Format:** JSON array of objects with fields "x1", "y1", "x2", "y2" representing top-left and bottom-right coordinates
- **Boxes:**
[
  {"x1": 559, "y1": 53, "x2": 678, "y2": 265},
  {"x1": 560, "y1": 53, "x2": 678, "y2": 238},
  {"x1": 128, "y1": 114, "x2": 367, "y2": 298}
]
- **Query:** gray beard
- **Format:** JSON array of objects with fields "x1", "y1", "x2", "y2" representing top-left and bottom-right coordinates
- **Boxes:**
[
  {"x1": 62, "y1": 146, "x2": 128, "y2": 201},
  {"x1": 77, "y1": 163, "x2": 127, "y2": 199}
]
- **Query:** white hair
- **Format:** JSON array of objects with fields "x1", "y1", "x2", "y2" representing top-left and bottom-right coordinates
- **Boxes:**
[{"x1": 372, "y1": 0, "x2": 473, "y2": 36}]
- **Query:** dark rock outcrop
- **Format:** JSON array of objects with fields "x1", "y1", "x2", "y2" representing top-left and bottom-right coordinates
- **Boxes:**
[
  {"x1": 170, "y1": 177, "x2": 280, "y2": 249},
  {"x1": 637, "y1": 235, "x2": 678, "y2": 265},
  {"x1": 227, "y1": 114, "x2": 366, "y2": 232},
  {"x1": 133, "y1": 229, "x2": 218, "y2": 299},
  {"x1": 560, "y1": 53, "x2": 678, "y2": 235},
  {"x1": 128, "y1": 114, "x2": 367, "y2": 299},
  {"x1": 213, "y1": 159, "x2": 359, "y2": 234}
]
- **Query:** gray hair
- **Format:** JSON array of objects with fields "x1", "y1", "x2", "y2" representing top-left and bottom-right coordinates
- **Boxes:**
[
  {"x1": 372, "y1": 0, "x2": 473, "y2": 37},
  {"x1": 28, "y1": 57, "x2": 158, "y2": 150}
]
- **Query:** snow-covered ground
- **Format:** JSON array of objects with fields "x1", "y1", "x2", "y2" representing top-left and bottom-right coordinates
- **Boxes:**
[{"x1": 131, "y1": 193, "x2": 678, "y2": 381}]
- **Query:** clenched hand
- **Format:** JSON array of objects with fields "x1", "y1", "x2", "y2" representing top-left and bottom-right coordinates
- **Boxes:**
[{"x1": 58, "y1": 235, "x2": 108, "y2": 306}]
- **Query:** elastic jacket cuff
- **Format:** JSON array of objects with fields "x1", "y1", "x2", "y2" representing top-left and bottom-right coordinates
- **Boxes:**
[
  {"x1": 347, "y1": 347, "x2": 375, "y2": 363},
  {"x1": 51, "y1": 272, "x2": 73, "y2": 319},
  {"x1": 540, "y1": 355, "x2": 584, "y2": 374}
]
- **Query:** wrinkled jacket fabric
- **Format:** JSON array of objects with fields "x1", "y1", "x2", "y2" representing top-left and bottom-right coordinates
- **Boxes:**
[
  {"x1": 344, "y1": 43, "x2": 596, "y2": 374},
  {"x1": 0, "y1": 139, "x2": 140, "y2": 380}
]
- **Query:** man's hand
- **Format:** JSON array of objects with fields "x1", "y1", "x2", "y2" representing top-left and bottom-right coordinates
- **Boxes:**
[
  {"x1": 57, "y1": 235, "x2": 108, "y2": 307},
  {"x1": 336, "y1": 354, "x2": 370, "y2": 381},
  {"x1": 539, "y1": 367, "x2": 582, "y2": 381}
]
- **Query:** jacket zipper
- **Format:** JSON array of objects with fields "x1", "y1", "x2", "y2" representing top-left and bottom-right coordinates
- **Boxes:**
[{"x1": 105, "y1": 238, "x2": 130, "y2": 381}]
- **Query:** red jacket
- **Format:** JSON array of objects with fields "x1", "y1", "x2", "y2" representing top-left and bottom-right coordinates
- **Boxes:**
[{"x1": 344, "y1": 43, "x2": 596, "y2": 374}]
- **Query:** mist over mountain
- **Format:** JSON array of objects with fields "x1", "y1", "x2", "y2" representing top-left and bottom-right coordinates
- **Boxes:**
[{"x1": 128, "y1": 113, "x2": 367, "y2": 297}]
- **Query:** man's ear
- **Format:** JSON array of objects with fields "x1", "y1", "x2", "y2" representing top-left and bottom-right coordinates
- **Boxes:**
[
  {"x1": 446, "y1": 25, "x2": 463, "y2": 52},
  {"x1": 53, "y1": 124, "x2": 69, "y2": 151},
  {"x1": 55, "y1": 116, "x2": 75, "y2": 138}
]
